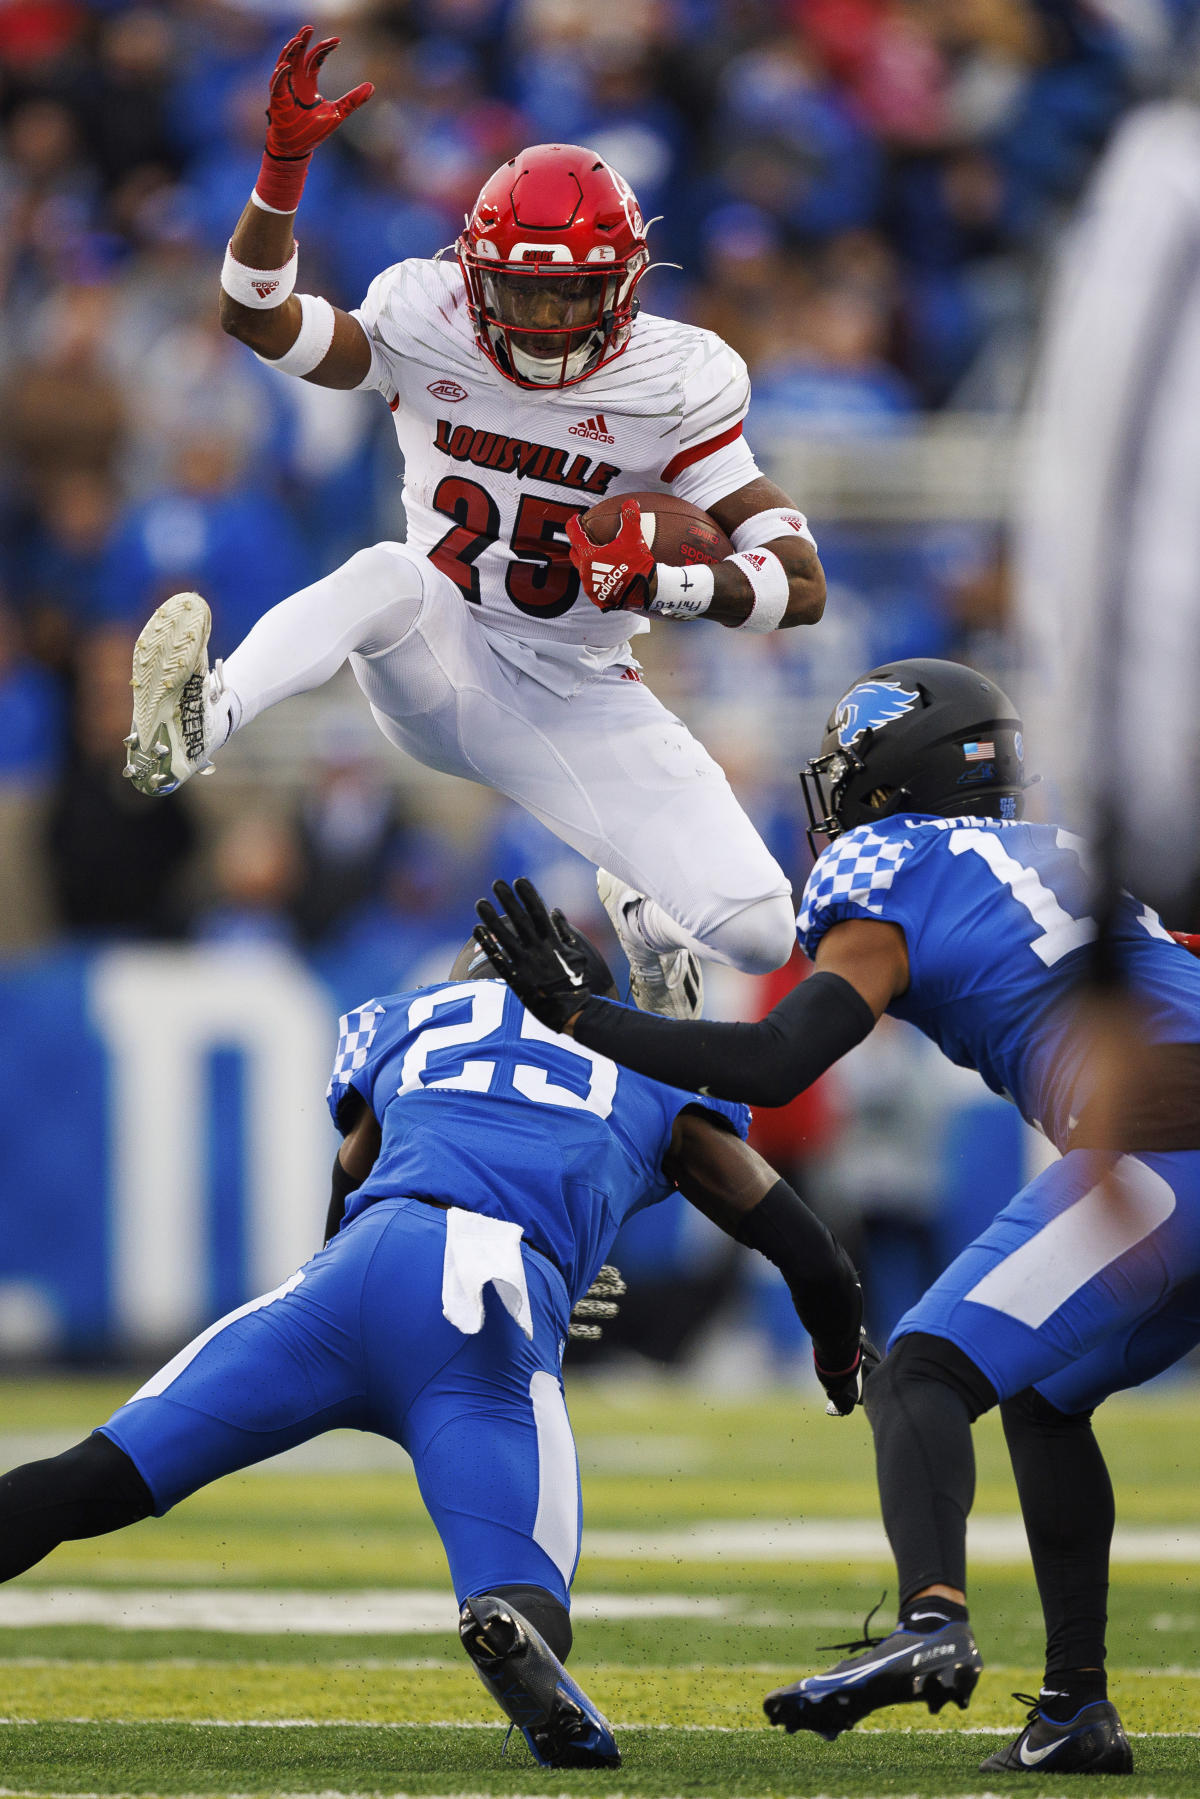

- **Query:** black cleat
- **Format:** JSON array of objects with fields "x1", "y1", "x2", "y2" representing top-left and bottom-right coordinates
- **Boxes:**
[
  {"x1": 459, "y1": 1593, "x2": 620, "y2": 1769},
  {"x1": 980, "y1": 1693, "x2": 1133, "y2": 1775},
  {"x1": 764, "y1": 1620, "x2": 982, "y2": 1740}
]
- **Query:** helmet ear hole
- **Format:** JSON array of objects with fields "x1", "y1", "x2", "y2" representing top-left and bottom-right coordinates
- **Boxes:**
[{"x1": 865, "y1": 785, "x2": 896, "y2": 812}]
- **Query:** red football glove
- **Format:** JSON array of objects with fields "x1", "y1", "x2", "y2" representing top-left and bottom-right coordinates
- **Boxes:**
[
  {"x1": 1171, "y1": 931, "x2": 1200, "y2": 958},
  {"x1": 257, "y1": 26, "x2": 374, "y2": 211},
  {"x1": 566, "y1": 501, "x2": 656, "y2": 613}
]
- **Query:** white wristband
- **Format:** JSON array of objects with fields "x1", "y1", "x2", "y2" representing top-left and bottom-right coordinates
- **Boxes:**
[
  {"x1": 221, "y1": 239, "x2": 298, "y2": 309},
  {"x1": 728, "y1": 548, "x2": 790, "y2": 632},
  {"x1": 250, "y1": 189, "x2": 297, "y2": 216},
  {"x1": 650, "y1": 562, "x2": 715, "y2": 619},
  {"x1": 731, "y1": 506, "x2": 818, "y2": 555},
  {"x1": 255, "y1": 293, "x2": 337, "y2": 377}
]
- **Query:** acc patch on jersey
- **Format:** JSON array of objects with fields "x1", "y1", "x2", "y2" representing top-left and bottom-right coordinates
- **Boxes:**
[{"x1": 835, "y1": 680, "x2": 921, "y2": 747}]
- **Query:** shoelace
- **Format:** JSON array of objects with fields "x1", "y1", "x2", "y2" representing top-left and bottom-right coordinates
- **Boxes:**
[
  {"x1": 1012, "y1": 1690, "x2": 1047, "y2": 1725},
  {"x1": 816, "y1": 1590, "x2": 890, "y2": 1656}
]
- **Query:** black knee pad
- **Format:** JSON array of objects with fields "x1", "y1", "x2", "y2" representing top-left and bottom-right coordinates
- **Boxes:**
[
  {"x1": 867, "y1": 1332, "x2": 998, "y2": 1425},
  {"x1": 491, "y1": 1584, "x2": 572, "y2": 1663}
]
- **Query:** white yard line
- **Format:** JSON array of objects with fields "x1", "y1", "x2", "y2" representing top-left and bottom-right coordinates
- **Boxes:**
[
  {"x1": 0, "y1": 1589, "x2": 784, "y2": 1633},
  {"x1": 586, "y1": 1517, "x2": 1200, "y2": 1562},
  {"x1": 0, "y1": 1790, "x2": 597, "y2": 1799},
  {"x1": 0, "y1": 1717, "x2": 1195, "y2": 1738},
  {"x1": 0, "y1": 1781, "x2": 1189, "y2": 1799}
]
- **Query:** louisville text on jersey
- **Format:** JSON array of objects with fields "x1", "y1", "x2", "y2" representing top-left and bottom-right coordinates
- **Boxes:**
[{"x1": 434, "y1": 419, "x2": 619, "y2": 495}]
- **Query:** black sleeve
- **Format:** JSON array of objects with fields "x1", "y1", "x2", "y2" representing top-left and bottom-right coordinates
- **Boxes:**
[
  {"x1": 737, "y1": 1178, "x2": 862, "y2": 1369},
  {"x1": 570, "y1": 970, "x2": 876, "y2": 1106}
]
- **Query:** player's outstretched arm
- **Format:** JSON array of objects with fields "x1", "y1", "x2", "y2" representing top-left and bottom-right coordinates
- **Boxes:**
[
  {"x1": 219, "y1": 26, "x2": 374, "y2": 388},
  {"x1": 665, "y1": 1112, "x2": 875, "y2": 1413},
  {"x1": 475, "y1": 880, "x2": 903, "y2": 1106}
]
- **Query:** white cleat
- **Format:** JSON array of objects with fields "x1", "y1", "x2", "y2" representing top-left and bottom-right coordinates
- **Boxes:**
[
  {"x1": 124, "y1": 592, "x2": 223, "y2": 796},
  {"x1": 596, "y1": 869, "x2": 704, "y2": 1019}
]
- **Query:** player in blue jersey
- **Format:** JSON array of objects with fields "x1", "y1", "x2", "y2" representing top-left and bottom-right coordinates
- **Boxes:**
[
  {"x1": 0, "y1": 925, "x2": 869, "y2": 1770},
  {"x1": 477, "y1": 655, "x2": 1200, "y2": 1777}
]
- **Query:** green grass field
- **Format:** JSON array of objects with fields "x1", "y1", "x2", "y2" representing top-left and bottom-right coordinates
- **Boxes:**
[{"x1": 1, "y1": 1371, "x2": 1198, "y2": 1799}]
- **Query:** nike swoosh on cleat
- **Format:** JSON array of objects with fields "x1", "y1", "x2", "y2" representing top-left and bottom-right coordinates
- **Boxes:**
[
  {"x1": 805, "y1": 1641, "x2": 922, "y2": 1689},
  {"x1": 1018, "y1": 1735, "x2": 1065, "y2": 1766}
]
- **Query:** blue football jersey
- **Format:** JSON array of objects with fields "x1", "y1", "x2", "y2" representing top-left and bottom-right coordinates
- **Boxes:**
[
  {"x1": 326, "y1": 978, "x2": 750, "y2": 1304},
  {"x1": 797, "y1": 814, "x2": 1200, "y2": 1150}
]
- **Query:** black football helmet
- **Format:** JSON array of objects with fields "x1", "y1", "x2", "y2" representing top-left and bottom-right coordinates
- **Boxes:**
[
  {"x1": 452, "y1": 915, "x2": 616, "y2": 996},
  {"x1": 800, "y1": 658, "x2": 1028, "y2": 854}
]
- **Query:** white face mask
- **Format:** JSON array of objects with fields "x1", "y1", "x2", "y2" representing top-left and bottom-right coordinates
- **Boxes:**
[
  {"x1": 478, "y1": 268, "x2": 624, "y2": 386},
  {"x1": 501, "y1": 331, "x2": 602, "y2": 384}
]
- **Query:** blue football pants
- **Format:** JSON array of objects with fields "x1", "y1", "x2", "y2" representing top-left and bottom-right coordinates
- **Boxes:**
[
  {"x1": 100, "y1": 1198, "x2": 582, "y2": 1606},
  {"x1": 894, "y1": 1147, "x2": 1200, "y2": 1414}
]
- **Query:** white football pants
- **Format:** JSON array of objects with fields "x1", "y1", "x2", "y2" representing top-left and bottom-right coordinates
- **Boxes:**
[{"x1": 221, "y1": 541, "x2": 794, "y2": 972}]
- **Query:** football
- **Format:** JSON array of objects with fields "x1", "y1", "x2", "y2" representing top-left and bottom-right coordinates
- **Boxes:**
[{"x1": 580, "y1": 492, "x2": 734, "y2": 567}]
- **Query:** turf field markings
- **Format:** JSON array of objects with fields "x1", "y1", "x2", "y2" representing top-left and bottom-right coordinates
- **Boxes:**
[
  {"x1": 0, "y1": 1790, "x2": 614, "y2": 1799},
  {"x1": 0, "y1": 1716, "x2": 1195, "y2": 1737},
  {"x1": 0, "y1": 1588, "x2": 819, "y2": 1632},
  {"x1": 0, "y1": 1425, "x2": 709, "y2": 1477},
  {"x1": 0, "y1": 1656, "x2": 463, "y2": 1670},
  {"x1": 584, "y1": 1517, "x2": 1200, "y2": 1561}
]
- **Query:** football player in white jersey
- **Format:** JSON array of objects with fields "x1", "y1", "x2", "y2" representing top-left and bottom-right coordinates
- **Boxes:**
[{"x1": 123, "y1": 26, "x2": 827, "y2": 1017}]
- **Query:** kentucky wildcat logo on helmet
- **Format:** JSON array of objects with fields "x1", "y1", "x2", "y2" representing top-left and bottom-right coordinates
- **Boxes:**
[
  {"x1": 801, "y1": 658, "x2": 1028, "y2": 853},
  {"x1": 834, "y1": 680, "x2": 921, "y2": 747}
]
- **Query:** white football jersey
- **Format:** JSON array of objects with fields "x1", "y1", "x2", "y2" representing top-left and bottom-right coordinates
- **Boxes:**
[{"x1": 352, "y1": 258, "x2": 762, "y2": 659}]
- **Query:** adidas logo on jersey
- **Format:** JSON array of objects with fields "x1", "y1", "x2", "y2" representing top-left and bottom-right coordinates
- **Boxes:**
[{"x1": 569, "y1": 414, "x2": 615, "y2": 445}]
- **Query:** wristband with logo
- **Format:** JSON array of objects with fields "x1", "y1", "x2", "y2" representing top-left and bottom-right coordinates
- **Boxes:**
[
  {"x1": 728, "y1": 547, "x2": 790, "y2": 632},
  {"x1": 730, "y1": 506, "x2": 818, "y2": 555},
  {"x1": 220, "y1": 239, "x2": 298, "y2": 310}
]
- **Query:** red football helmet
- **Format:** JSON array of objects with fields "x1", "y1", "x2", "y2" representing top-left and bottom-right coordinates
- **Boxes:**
[{"x1": 456, "y1": 145, "x2": 649, "y2": 389}]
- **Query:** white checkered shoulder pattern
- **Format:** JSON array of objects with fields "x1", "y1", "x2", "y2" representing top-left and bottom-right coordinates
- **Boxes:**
[
  {"x1": 326, "y1": 1001, "x2": 385, "y2": 1102},
  {"x1": 797, "y1": 824, "x2": 915, "y2": 957}
]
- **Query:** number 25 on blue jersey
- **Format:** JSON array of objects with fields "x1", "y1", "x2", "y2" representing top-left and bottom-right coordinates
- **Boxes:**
[{"x1": 397, "y1": 983, "x2": 617, "y2": 1118}]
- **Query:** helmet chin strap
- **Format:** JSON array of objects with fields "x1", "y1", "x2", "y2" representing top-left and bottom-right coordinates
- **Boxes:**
[{"x1": 500, "y1": 329, "x2": 603, "y2": 385}]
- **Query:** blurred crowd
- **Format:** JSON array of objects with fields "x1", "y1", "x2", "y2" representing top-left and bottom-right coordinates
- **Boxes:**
[
  {"x1": 0, "y1": 0, "x2": 1169, "y2": 1359},
  {"x1": 0, "y1": 0, "x2": 1146, "y2": 953}
]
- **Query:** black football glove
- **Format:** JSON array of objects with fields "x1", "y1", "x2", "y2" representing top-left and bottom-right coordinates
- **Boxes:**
[
  {"x1": 474, "y1": 877, "x2": 594, "y2": 1033},
  {"x1": 814, "y1": 1329, "x2": 880, "y2": 1418},
  {"x1": 568, "y1": 1264, "x2": 626, "y2": 1341}
]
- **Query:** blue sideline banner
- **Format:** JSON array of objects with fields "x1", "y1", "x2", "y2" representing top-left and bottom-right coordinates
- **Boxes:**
[{"x1": 0, "y1": 946, "x2": 336, "y2": 1356}]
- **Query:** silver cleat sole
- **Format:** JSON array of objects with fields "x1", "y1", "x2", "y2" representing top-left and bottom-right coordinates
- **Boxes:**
[
  {"x1": 596, "y1": 868, "x2": 704, "y2": 1019},
  {"x1": 124, "y1": 592, "x2": 212, "y2": 796}
]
